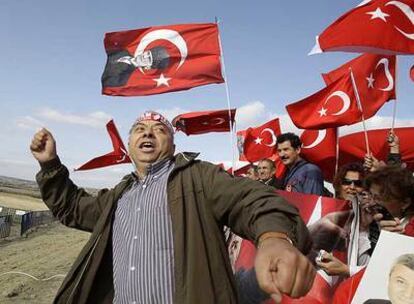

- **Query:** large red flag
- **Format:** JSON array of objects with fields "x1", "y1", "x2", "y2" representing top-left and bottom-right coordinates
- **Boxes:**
[
  {"x1": 286, "y1": 74, "x2": 362, "y2": 129},
  {"x1": 339, "y1": 127, "x2": 414, "y2": 170},
  {"x1": 323, "y1": 53, "x2": 396, "y2": 119},
  {"x1": 102, "y1": 23, "x2": 224, "y2": 96},
  {"x1": 237, "y1": 118, "x2": 281, "y2": 162},
  {"x1": 310, "y1": 0, "x2": 414, "y2": 55},
  {"x1": 231, "y1": 191, "x2": 351, "y2": 304},
  {"x1": 76, "y1": 120, "x2": 131, "y2": 171},
  {"x1": 301, "y1": 128, "x2": 337, "y2": 181},
  {"x1": 172, "y1": 109, "x2": 235, "y2": 135}
]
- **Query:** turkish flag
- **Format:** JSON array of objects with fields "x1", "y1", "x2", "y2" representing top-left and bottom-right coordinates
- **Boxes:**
[
  {"x1": 286, "y1": 74, "x2": 362, "y2": 129},
  {"x1": 238, "y1": 118, "x2": 281, "y2": 163},
  {"x1": 172, "y1": 109, "x2": 235, "y2": 135},
  {"x1": 268, "y1": 153, "x2": 287, "y2": 179},
  {"x1": 76, "y1": 120, "x2": 131, "y2": 170},
  {"x1": 339, "y1": 127, "x2": 414, "y2": 171},
  {"x1": 233, "y1": 164, "x2": 251, "y2": 177},
  {"x1": 332, "y1": 268, "x2": 365, "y2": 304},
  {"x1": 233, "y1": 192, "x2": 351, "y2": 304},
  {"x1": 301, "y1": 128, "x2": 337, "y2": 182},
  {"x1": 323, "y1": 53, "x2": 396, "y2": 119},
  {"x1": 310, "y1": 0, "x2": 414, "y2": 55},
  {"x1": 102, "y1": 23, "x2": 224, "y2": 96}
]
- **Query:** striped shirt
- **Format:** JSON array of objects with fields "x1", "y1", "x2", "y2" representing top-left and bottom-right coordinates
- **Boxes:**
[{"x1": 112, "y1": 158, "x2": 175, "y2": 304}]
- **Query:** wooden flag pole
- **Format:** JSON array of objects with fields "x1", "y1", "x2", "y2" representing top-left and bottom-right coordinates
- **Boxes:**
[
  {"x1": 349, "y1": 68, "x2": 370, "y2": 156},
  {"x1": 216, "y1": 18, "x2": 236, "y2": 174}
]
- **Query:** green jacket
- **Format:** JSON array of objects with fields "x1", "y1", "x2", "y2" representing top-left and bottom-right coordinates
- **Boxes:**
[{"x1": 36, "y1": 152, "x2": 311, "y2": 304}]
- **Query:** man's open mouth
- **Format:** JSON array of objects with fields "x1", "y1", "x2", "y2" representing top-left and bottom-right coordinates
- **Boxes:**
[{"x1": 139, "y1": 141, "x2": 155, "y2": 151}]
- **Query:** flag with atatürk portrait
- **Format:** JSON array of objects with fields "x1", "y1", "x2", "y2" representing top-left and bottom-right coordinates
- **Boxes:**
[{"x1": 102, "y1": 23, "x2": 224, "y2": 96}]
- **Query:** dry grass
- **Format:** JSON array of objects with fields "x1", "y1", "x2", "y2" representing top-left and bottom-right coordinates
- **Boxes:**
[
  {"x1": 0, "y1": 222, "x2": 89, "y2": 303},
  {"x1": 0, "y1": 192, "x2": 47, "y2": 211}
]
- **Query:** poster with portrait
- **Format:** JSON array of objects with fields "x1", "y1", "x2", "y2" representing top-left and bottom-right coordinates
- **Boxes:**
[{"x1": 352, "y1": 231, "x2": 414, "y2": 304}]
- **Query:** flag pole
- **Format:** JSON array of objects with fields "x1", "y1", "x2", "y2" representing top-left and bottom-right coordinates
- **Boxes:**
[
  {"x1": 349, "y1": 68, "x2": 370, "y2": 156},
  {"x1": 391, "y1": 57, "x2": 398, "y2": 131},
  {"x1": 335, "y1": 127, "x2": 340, "y2": 177},
  {"x1": 216, "y1": 17, "x2": 236, "y2": 174}
]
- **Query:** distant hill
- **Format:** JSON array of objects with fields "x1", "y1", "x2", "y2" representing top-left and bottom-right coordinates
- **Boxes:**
[
  {"x1": 0, "y1": 176, "x2": 98, "y2": 197},
  {"x1": 0, "y1": 176, "x2": 40, "y2": 198}
]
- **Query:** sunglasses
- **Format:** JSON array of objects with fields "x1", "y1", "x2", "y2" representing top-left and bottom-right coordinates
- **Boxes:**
[{"x1": 341, "y1": 178, "x2": 363, "y2": 187}]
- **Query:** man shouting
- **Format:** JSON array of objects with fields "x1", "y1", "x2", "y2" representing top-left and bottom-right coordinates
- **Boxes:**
[{"x1": 30, "y1": 111, "x2": 315, "y2": 304}]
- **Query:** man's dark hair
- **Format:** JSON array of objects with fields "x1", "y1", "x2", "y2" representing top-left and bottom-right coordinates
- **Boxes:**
[
  {"x1": 258, "y1": 159, "x2": 275, "y2": 170},
  {"x1": 277, "y1": 132, "x2": 302, "y2": 149}
]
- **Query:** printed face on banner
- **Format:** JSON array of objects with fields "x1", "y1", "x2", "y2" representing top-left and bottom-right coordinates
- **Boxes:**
[{"x1": 352, "y1": 231, "x2": 414, "y2": 304}]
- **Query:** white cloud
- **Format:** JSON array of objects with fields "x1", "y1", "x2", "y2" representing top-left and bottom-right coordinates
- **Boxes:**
[
  {"x1": 0, "y1": 158, "x2": 33, "y2": 166},
  {"x1": 235, "y1": 101, "x2": 266, "y2": 129},
  {"x1": 155, "y1": 107, "x2": 189, "y2": 121},
  {"x1": 37, "y1": 107, "x2": 112, "y2": 128},
  {"x1": 16, "y1": 116, "x2": 43, "y2": 130}
]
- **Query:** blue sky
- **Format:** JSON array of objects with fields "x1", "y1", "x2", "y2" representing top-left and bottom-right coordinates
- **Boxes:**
[{"x1": 1, "y1": 0, "x2": 414, "y2": 187}]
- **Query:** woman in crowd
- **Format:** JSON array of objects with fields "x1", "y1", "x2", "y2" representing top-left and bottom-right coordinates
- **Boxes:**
[
  {"x1": 316, "y1": 163, "x2": 376, "y2": 278},
  {"x1": 333, "y1": 165, "x2": 414, "y2": 303}
]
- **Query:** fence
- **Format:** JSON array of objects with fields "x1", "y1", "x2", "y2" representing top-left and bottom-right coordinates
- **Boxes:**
[
  {"x1": 0, "y1": 206, "x2": 55, "y2": 238},
  {"x1": 0, "y1": 215, "x2": 12, "y2": 238},
  {"x1": 0, "y1": 206, "x2": 27, "y2": 223},
  {"x1": 21, "y1": 210, "x2": 55, "y2": 235}
]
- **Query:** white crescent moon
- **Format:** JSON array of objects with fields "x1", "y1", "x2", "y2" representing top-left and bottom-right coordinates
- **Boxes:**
[
  {"x1": 211, "y1": 118, "x2": 226, "y2": 125},
  {"x1": 386, "y1": 1, "x2": 414, "y2": 40},
  {"x1": 116, "y1": 147, "x2": 128, "y2": 163},
  {"x1": 260, "y1": 128, "x2": 277, "y2": 147},
  {"x1": 323, "y1": 91, "x2": 351, "y2": 116},
  {"x1": 302, "y1": 130, "x2": 327, "y2": 149},
  {"x1": 134, "y1": 29, "x2": 188, "y2": 73},
  {"x1": 375, "y1": 58, "x2": 394, "y2": 91}
]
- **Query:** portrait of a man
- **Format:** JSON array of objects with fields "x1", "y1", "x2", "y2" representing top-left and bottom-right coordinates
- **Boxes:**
[{"x1": 364, "y1": 253, "x2": 414, "y2": 304}]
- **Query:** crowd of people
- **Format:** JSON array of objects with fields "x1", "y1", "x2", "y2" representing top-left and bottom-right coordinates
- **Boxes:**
[
  {"x1": 29, "y1": 111, "x2": 414, "y2": 303},
  {"x1": 239, "y1": 129, "x2": 414, "y2": 303}
]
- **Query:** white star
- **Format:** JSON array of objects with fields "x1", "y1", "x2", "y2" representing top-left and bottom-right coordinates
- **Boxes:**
[
  {"x1": 254, "y1": 137, "x2": 263, "y2": 145},
  {"x1": 366, "y1": 73, "x2": 375, "y2": 88},
  {"x1": 153, "y1": 74, "x2": 171, "y2": 87},
  {"x1": 366, "y1": 7, "x2": 390, "y2": 22},
  {"x1": 318, "y1": 107, "x2": 327, "y2": 117}
]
